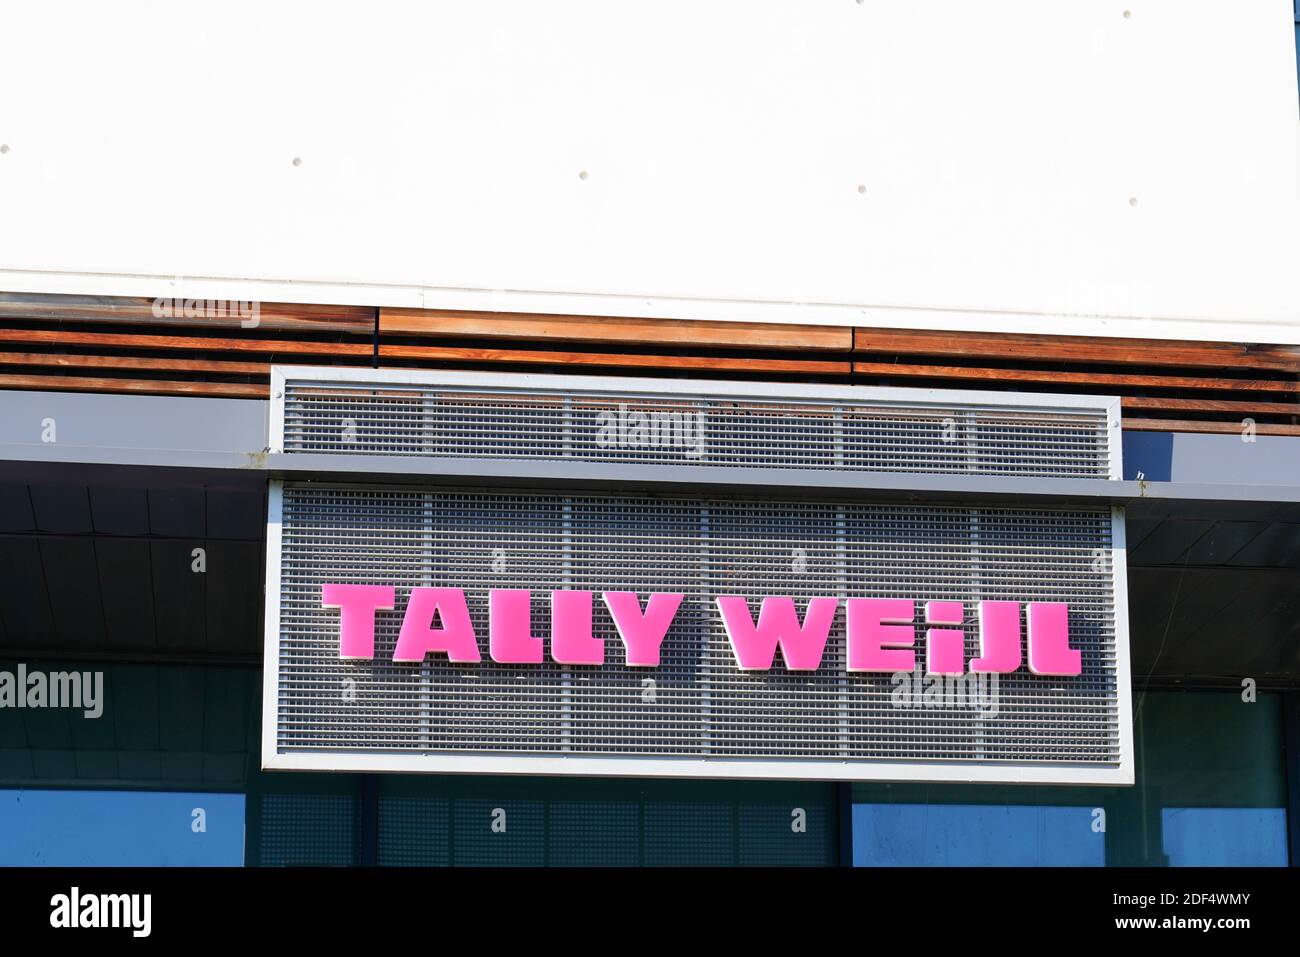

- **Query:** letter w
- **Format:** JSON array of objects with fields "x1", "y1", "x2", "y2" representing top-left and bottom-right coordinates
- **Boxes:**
[{"x1": 715, "y1": 596, "x2": 838, "y2": 671}]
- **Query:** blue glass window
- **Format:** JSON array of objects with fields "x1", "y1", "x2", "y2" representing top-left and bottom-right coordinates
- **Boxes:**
[
  {"x1": 852, "y1": 691, "x2": 1290, "y2": 867},
  {"x1": 1161, "y1": 808, "x2": 1287, "y2": 867},
  {"x1": 0, "y1": 789, "x2": 245, "y2": 866},
  {"x1": 853, "y1": 803, "x2": 1104, "y2": 866}
]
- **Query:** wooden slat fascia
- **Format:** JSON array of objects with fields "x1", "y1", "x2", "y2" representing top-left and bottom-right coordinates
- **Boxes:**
[
  {"x1": 0, "y1": 327, "x2": 373, "y2": 357},
  {"x1": 0, "y1": 372, "x2": 267, "y2": 398},
  {"x1": 852, "y1": 360, "x2": 1299, "y2": 394},
  {"x1": 0, "y1": 293, "x2": 374, "y2": 333},
  {"x1": 381, "y1": 343, "x2": 850, "y2": 375},
  {"x1": 381, "y1": 308, "x2": 852, "y2": 352},
  {"x1": 854, "y1": 327, "x2": 1300, "y2": 372}
]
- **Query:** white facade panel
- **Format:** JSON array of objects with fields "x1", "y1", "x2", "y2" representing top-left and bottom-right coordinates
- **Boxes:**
[{"x1": 1, "y1": 1, "x2": 1296, "y2": 342}]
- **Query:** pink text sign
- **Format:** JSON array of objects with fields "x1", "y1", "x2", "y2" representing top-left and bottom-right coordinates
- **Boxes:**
[{"x1": 319, "y1": 586, "x2": 1081, "y2": 677}]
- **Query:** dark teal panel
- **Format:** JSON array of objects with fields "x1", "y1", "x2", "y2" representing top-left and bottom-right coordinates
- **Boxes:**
[
  {"x1": 0, "y1": 659, "x2": 255, "y2": 791},
  {"x1": 246, "y1": 772, "x2": 361, "y2": 867},
  {"x1": 377, "y1": 794, "x2": 450, "y2": 866},
  {"x1": 452, "y1": 798, "x2": 546, "y2": 866},
  {"x1": 371, "y1": 776, "x2": 837, "y2": 867},
  {"x1": 548, "y1": 801, "x2": 640, "y2": 866},
  {"x1": 257, "y1": 793, "x2": 358, "y2": 866},
  {"x1": 738, "y1": 801, "x2": 831, "y2": 866},
  {"x1": 644, "y1": 801, "x2": 734, "y2": 865}
]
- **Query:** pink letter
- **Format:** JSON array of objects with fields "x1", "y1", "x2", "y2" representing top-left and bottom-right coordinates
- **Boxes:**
[
  {"x1": 394, "y1": 587, "x2": 481, "y2": 662},
  {"x1": 322, "y1": 583, "x2": 394, "y2": 660},
  {"x1": 489, "y1": 589, "x2": 544, "y2": 664},
  {"x1": 970, "y1": 601, "x2": 1021, "y2": 673},
  {"x1": 715, "y1": 595, "x2": 838, "y2": 671},
  {"x1": 602, "y1": 592, "x2": 683, "y2": 666},
  {"x1": 846, "y1": 598, "x2": 915, "y2": 672},
  {"x1": 1027, "y1": 602, "x2": 1080, "y2": 676},
  {"x1": 552, "y1": 590, "x2": 603, "y2": 665},
  {"x1": 924, "y1": 600, "x2": 965, "y2": 676}
]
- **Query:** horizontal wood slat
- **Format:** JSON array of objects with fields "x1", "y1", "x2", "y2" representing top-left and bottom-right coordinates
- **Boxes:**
[
  {"x1": 1123, "y1": 418, "x2": 1300, "y2": 436},
  {"x1": 0, "y1": 328, "x2": 373, "y2": 358},
  {"x1": 381, "y1": 308, "x2": 852, "y2": 351},
  {"x1": 382, "y1": 344, "x2": 850, "y2": 375},
  {"x1": 0, "y1": 372, "x2": 267, "y2": 398},
  {"x1": 0, "y1": 351, "x2": 270, "y2": 376},
  {"x1": 852, "y1": 360, "x2": 1300, "y2": 394},
  {"x1": 1122, "y1": 396, "x2": 1300, "y2": 416},
  {"x1": 854, "y1": 327, "x2": 1300, "y2": 372},
  {"x1": 0, "y1": 293, "x2": 374, "y2": 334}
]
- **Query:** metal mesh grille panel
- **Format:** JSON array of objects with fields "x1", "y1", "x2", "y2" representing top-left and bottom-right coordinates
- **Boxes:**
[
  {"x1": 257, "y1": 794, "x2": 356, "y2": 866},
  {"x1": 279, "y1": 379, "x2": 1113, "y2": 479},
  {"x1": 272, "y1": 483, "x2": 1123, "y2": 776}
]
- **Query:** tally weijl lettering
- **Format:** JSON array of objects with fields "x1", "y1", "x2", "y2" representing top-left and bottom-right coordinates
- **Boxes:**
[{"x1": 321, "y1": 585, "x2": 1082, "y2": 677}]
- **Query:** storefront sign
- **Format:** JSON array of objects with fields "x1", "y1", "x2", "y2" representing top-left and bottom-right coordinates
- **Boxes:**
[
  {"x1": 263, "y1": 484, "x2": 1131, "y2": 785},
  {"x1": 262, "y1": 369, "x2": 1131, "y2": 785},
  {"x1": 322, "y1": 585, "x2": 1081, "y2": 676}
]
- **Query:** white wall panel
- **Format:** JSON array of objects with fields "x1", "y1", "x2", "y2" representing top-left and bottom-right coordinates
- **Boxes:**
[{"x1": 0, "y1": 1, "x2": 1296, "y2": 341}]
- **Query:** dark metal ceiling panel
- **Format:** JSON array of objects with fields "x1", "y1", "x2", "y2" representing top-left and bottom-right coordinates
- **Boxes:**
[
  {"x1": 1231, "y1": 587, "x2": 1300, "y2": 675},
  {"x1": 1127, "y1": 568, "x2": 1228, "y2": 664},
  {"x1": 204, "y1": 541, "x2": 262, "y2": 656},
  {"x1": 0, "y1": 485, "x2": 34, "y2": 531},
  {"x1": 0, "y1": 538, "x2": 54, "y2": 642},
  {"x1": 1128, "y1": 520, "x2": 1213, "y2": 566},
  {"x1": 1226, "y1": 523, "x2": 1300, "y2": 568},
  {"x1": 1181, "y1": 521, "x2": 1271, "y2": 566},
  {"x1": 1130, "y1": 567, "x2": 1300, "y2": 679},
  {"x1": 29, "y1": 485, "x2": 91, "y2": 534},
  {"x1": 147, "y1": 487, "x2": 206, "y2": 538},
  {"x1": 88, "y1": 486, "x2": 150, "y2": 536},
  {"x1": 1180, "y1": 576, "x2": 1299, "y2": 654},
  {"x1": 1124, "y1": 517, "x2": 1163, "y2": 551},
  {"x1": 206, "y1": 489, "x2": 265, "y2": 540},
  {"x1": 149, "y1": 541, "x2": 206, "y2": 651},
  {"x1": 95, "y1": 538, "x2": 157, "y2": 651},
  {"x1": 38, "y1": 538, "x2": 106, "y2": 651}
]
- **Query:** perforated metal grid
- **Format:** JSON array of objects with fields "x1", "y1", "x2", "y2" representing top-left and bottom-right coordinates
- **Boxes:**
[
  {"x1": 268, "y1": 481, "x2": 1126, "y2": 781},
  {"x1": 276, "y1": 371, "x2": 1116, "y2": 479}
]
